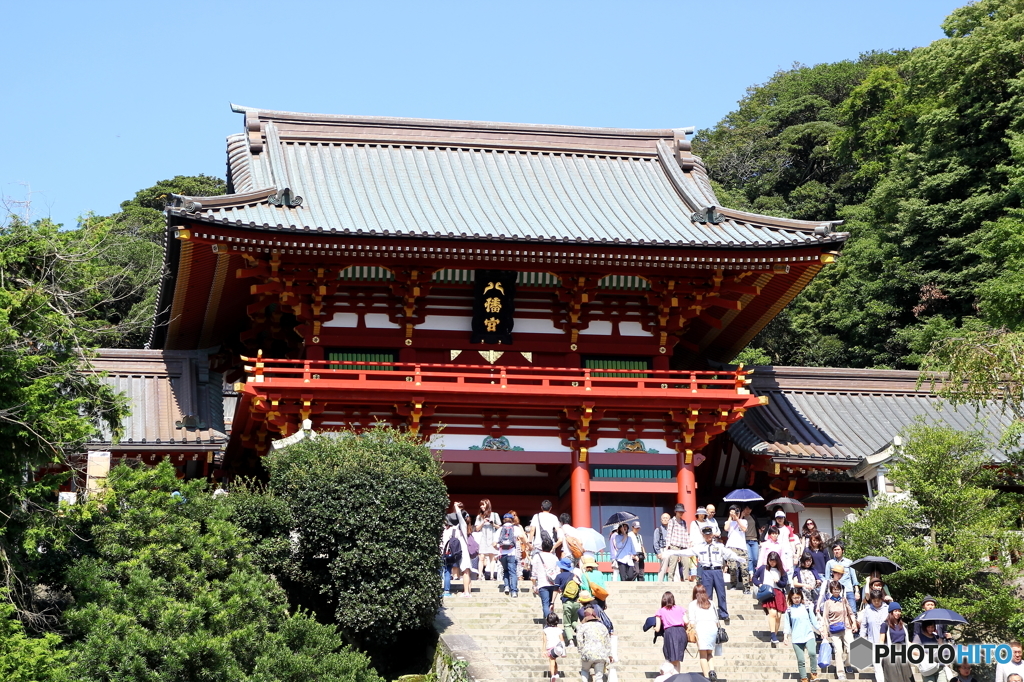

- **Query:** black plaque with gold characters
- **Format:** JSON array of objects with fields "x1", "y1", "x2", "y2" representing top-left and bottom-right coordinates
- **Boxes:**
[{"x1": 471, "y1": 270, "x2": 517, "y2": 344}]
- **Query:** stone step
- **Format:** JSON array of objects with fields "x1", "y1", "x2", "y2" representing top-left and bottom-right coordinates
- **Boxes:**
[{"x1": 437, "y1": 581, "x2": 875, "y2": 682}]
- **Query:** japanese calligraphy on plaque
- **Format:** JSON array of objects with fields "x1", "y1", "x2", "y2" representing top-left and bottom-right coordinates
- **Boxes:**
[{"x1": 471, "y1": 270, "x2": 517, "y2": 344}]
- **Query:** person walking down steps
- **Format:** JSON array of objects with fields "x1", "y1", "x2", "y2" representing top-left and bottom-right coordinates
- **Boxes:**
[
  {"x1": 782, "y1": 587, "x2": 821, "y2": 682},
  {"x1": 684, "y1": 525, "x2": 743, "y2": 624}
]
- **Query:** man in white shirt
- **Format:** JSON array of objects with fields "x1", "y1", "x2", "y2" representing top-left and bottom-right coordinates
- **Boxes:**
[
  {"x1": 996, "y1": 641, "x2": 1024, "y2": 682},
  {"x1": 705, "y1": 504, "x2": 722, "y2": 537},
  {"x1": 558, "y1": 512, "x2": 580, "y2": 561},
  {"x1": 723, "y1": 505, "x2": 750, "y2": 593},
  {"x1": 685, "y1": 525, "x2": 742, "y2": 622},
  {"x1": 530, "y1": 499, "x2": 561, "y2": 556}
]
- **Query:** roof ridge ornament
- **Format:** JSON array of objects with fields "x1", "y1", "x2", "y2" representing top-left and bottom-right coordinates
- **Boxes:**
[
  {"x1": 691, "y1": 206, "x2": 725, "y2": 224},
  {"x1": 673, "y1": 127, "x2": 696, "y2": 171},
  {"x1": 168, "y1": 194, "x2": 203, "y2": 213},
  {"x1": 267, "y1": 187, "x2": 303, "y2": 207}
]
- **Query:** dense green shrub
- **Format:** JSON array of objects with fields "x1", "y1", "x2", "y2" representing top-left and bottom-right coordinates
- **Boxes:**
[
  {"x1": 239, "y1": 425, "x2": 449, "y2": 650},
  {"x1": 48, "y1": 461, "x2": 381, "y2": 682}
]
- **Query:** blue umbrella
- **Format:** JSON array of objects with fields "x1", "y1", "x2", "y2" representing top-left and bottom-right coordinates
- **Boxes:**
[
  {"x1": 723, "y1": 488, "x2": 763, "y2": 503},
  {"x1": 575, "y1": 527, "x2": 607, "y2": 553},
  {"x1": 912, "y1": 608, "x2": 967, "y2": 625}
]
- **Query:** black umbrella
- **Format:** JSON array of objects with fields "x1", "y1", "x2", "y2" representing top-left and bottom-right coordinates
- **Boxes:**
[
  {"x1": 764, "y1": 496, "x2": 805, "y2": 513},
  {"x1": 849, "y1": 556, "x2": 901, "y2": 576},
  {"x1": 603, "y1": 511, "x2": 639, "y2": 528},
  {"x1": 912, "y1": 608, "x2": 967, "y2": 625},
  {"x1": 663, "y1": 674, "x2": 709, "y2": 682}
]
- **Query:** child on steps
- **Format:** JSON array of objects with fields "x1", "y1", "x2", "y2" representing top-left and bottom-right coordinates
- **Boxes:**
[{"x1": 543, "y1": 611, "x2": 566, "y2": 681}]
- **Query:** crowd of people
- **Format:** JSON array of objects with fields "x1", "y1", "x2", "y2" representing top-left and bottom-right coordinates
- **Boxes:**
[{"x1": 439, "y1": 498, "x2": 1024, "y2": 682}]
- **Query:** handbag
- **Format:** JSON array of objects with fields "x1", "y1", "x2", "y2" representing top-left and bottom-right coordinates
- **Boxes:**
[
  {"x1": 686, "y1": 622, "x2": 698, "y2": 644},
  {"x1": 716, "y1": 626, "x2": 729, "y2": 643},
  {"x1": 829, "y1": 621, "x2": 846, "y2": 633},
  {"x1": 551, "y1": 641, "x2": 566, "y2": 658},
  {"x1": 755, "y1": 584, "x2": 773, "y2": 602}
]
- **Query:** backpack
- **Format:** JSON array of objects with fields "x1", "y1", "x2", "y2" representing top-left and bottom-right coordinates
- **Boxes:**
[
  {"x1": 565, "y1": 535, "x2": 584, "y2": 559},
  {"x1": 443, "y1": 535, "x2": 462, "y2": 565},
  {"x1": 562, "y1": 577, "x2": 581, "y2": 601},
  {"x1": 498, "y1": 524, "x2": 517, "y2": 550},
  {"x1": 539, "y1": 526, "x2": 557, "y2": 549}
]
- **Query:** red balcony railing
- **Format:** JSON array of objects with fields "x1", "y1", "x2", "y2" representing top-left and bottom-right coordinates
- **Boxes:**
[{"x1": 239, "y1": 355, "x2": 755, "y2": 407}]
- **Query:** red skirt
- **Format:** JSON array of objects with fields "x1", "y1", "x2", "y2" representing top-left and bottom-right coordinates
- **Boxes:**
[{"x1": 762, "y1": 587, "x2": 787, "y2": 614}]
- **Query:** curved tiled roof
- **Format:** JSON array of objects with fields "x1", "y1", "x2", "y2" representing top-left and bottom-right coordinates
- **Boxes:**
[
  {"x1": 168, "y1": 106, "x2": 848, "y2": 249},
  {"x1": 729, "y1": 366, "x2": 1015, "y2": 464}
]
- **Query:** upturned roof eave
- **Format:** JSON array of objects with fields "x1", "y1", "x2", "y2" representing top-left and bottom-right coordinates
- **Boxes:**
[{"x1": 163, "y1": 208, "x2": 850, "y2": 250}]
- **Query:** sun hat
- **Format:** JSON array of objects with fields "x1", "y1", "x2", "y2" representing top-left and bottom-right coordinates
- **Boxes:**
[
  {"x1": 582, "y1": 556, "x2": 599, "y2": 569},
  {"x1": 775, "y1": 510, "x2": 786, "y2": 518},
  {"x1": 701, "y1": 526, "x2": 713, "y2": 534},
  {"x1": 631, "y1": 520, "x2": 641, "y2": 528},
  {"x1": 674, "y1": 503, "x2": 686, "y2": 513},
  {"x1": 558, "y1": 557, "x2": 573, "y2": 571},
  {"x1": 831, "y1": 564, "x2": 846, "y2": 575},
  {"x1": 889, "y1": 602, "x2": 903, "y2": 612},
  {"x1": 578, "y1": 590, "x2": 595, "y2": 603},
  {"x1": 503, "y1": 512, "x2": 514, "y2": 520},
  {"x1": 695, "y1": 507, "x2": 707, "y2": 516},
  {"x1": 920, "y1": 596, "x2": 939, "y2": 608}
]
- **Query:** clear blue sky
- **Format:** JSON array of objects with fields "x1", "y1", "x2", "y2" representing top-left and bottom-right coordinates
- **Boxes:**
[{"x1": 2, "y1": 0, "x2": 964, "y2": 229}]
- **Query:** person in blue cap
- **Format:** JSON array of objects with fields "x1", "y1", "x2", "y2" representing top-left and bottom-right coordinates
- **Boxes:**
[
  {"x1": 879, "y1": 602, "x2": 914, "y2": 682},
  {"x1": 552, "y1": 557, "x2": 581, "y2": 646}
]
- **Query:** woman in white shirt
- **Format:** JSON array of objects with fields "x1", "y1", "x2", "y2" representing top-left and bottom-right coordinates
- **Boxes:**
[
  {"x1": 688, "y1": 583, "x2": 723, "y2": 681},
  {"x1": 446, "y1": 503, "x2": 474, "y2": 597}
]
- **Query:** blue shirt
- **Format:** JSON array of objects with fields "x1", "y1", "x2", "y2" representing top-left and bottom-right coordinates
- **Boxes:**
[
  {"x1": 553, "y1": 571, "x2": 577, "y2": 603},
  {"x1": 824, "y1": 557, "x2": 857, "y2": 592},
  {"x1": 782, "y1": 603, "x2": 819, "y2": 643}
]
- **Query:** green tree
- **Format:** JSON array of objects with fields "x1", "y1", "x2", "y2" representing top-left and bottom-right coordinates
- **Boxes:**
[
  {"x1": 839, "y1": 423, "x2": 1024, "y2": 641},
  {"x1": 231, "y1": 425, "x2": 449, "y2": 655},
  {"x1": 41, "y1": 461, "x2": 382, "y2": 682},
  {"x1": 699, "y1": 0, "x2": 1024, "y2": 368},
  {"x1": 0, "y1": 592, "x2": 64, "y2": 682}
]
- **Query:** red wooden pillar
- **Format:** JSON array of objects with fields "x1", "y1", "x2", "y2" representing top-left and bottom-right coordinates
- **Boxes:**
[
  {"x1": 677, "y1": 450, "x2": 697, "y2": 524},
  {"x1": 571, "y1": 454, "x2": 591, "y2": 528}
]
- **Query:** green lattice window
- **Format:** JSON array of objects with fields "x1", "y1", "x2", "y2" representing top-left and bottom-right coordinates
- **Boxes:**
[
  {"x1": 328, "y1": 350, "x2": 396, "y2": 371},
  {"x1": 583, "y1": 357, "x2": 650, "y2": 378},
  {"x1": 591, "y1": 466, "x2": 674, "y2": 480}
]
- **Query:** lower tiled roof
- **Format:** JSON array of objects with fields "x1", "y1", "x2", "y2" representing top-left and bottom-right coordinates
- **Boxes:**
[
  {"x1": 86, "y1": 349, "x2": 229, "y2": 449},
  {"x1": 729, "y1": 366, "x2": 1014, "y2": 464}
]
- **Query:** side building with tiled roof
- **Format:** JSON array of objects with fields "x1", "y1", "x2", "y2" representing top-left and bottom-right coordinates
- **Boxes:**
[{"x1": 706, "y1": 365, "x2": 1016, "y2": 536}]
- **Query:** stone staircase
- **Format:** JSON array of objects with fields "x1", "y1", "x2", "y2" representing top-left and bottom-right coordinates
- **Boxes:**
[{"x1": 437, "y1": 579, "x2": 878, "y2": 682}]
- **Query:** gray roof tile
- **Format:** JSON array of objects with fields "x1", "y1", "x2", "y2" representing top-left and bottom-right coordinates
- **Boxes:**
[
  {"x1": 730, "y1": 366, "x2": 1015, "y2": 464},
  {"x1": 169, "y1": 107, "x2": 848, "y2": 249}
]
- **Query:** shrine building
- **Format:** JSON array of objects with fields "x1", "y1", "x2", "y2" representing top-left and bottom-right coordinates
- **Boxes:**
[{"x1": 149, "y1": 105, "x2": 851, "y2": 529}]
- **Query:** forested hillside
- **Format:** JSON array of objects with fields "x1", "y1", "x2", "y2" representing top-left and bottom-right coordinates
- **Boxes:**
[{"x1": 698, "y1": 0, "x2": 1024, "y2": 368}]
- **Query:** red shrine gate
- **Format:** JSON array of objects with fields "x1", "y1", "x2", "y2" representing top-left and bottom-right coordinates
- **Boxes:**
[{"x1": 153, "y1": 106, "x2": 847, "y2": 526}]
